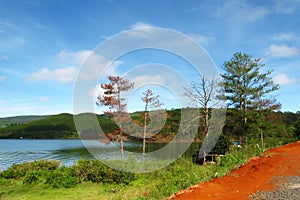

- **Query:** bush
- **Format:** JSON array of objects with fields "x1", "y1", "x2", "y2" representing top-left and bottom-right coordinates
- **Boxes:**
[
  {"x1": 45, "y1": 168, "x2": 78, "y2": 188},
  {"x1": 23, "y1": 171, "x2": 40, "y2": 184},
  {"x1": 211, "y1": 134, "x2": 230, "y2": 154},
  {"x1": 0, "y1": 159, "x2": 135, "y2": 188},
  {"x1": 1, "y1": 160, "x2": 60, "y2": 179},
  {"x1": 70, "y1": 159, "x2": 135, "y2": 184}
]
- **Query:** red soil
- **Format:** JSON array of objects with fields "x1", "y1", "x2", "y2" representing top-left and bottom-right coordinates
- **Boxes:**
[{"x1": 171, "y1": 141, "x2": 300, "y2": 200}]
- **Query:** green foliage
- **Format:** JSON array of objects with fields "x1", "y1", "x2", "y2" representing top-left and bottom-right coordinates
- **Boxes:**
[
  {"x1": 220, "y1": 52, "x2": 280, "y2": 145},
  {"x1": 211, "y1": 134, "x2": 230, "y2": 154},
  {"x1": 45, "y1": 168, "x2": 78, "y2": 188},
  {"x1": 70, "y1": 159, "x2": 135, "y2": 184},
  {"x1": 145, "y1": 158, "x2": 200, "y2": 198},
  {"x1": 0, "y1": 113, "x2": 118, "y2": 139},
  {"x1": 23, "y1": 171, "x2": 42, "y2": 184},
  {"x1": 295, "y1": 120, "x2": 300, "y2": 139},
  {"x1": 219, "y1": 144, "x2": 263, "y2": 174},
  {"x1": 0, "y1": 160, "x2": 60, "y2": 179},
  {"x1": 0, "y1": 109, "x2": 186, "y2": 140},
  {"x1": 0, "y1": 159, "x2": 135, "y2": 189},
  {"x1": 220, "y1": 52, "x2": 279, "y2": 110},
  {"x1": 0, "y1": 113, "x2": 76, "y2": 139}
]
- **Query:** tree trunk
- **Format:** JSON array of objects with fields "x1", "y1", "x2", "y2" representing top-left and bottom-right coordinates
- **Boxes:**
[
  {"x1": 142, "y1": 111, "x2": 147, "y2": 161},
  {"x1": 119, "y1": 124, "x2": 124, "y2": 160},
  {"x1": 242, "y1": 98, "x2": 248, "y2": 146},
  {"x1": 260, "y1": 130, "x2": 264, "y2": 150},
  {"x1": 204, "y1": 107, "x2": 209, "y2": 137}
]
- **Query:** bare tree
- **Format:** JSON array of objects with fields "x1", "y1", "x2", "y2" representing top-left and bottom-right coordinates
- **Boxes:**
[
  {"x1": 184, "y1": 75, "x2": 219, "y2": 164},
  {"x1": 184, "y1": 75, "x2": 218, "y2": 138},
  {"x1": 141, "y1": 89, "x2": 163, "y2": 160},
  {"x1": 97, "y1": 76, "x2": 134, "y2": 160}
]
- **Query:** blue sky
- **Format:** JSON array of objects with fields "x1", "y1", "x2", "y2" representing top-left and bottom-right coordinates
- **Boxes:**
[{"x1": 0, "y1": 0, "x2": 300, "y2": 117}]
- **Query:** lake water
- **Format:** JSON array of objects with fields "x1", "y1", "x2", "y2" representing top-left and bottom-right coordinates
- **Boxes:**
[{"x1": 0, "y1": 139, "x2": 200, "y2": 171}]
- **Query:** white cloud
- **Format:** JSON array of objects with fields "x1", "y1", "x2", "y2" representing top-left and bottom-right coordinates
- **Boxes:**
[
  {"x1": 130, "y1": 22, "x2": 154, "y2": 29},
  {"x1": 273, "y1": 0, "x2": 300, "y2": 14},
  {"x1": 215, "y1": 0, "x2": 270, "y2": 23},
  {"x1": 272, "y1": 33, "x2": 298, "y2": 41},
  {"x1": 188, "y1": 33, "x2": 215, "y2": 46},
  {"x1": 59, "y1": 50, "x2": 122, "y2": 81},
  {"x1": 38, "y1": 96, "x2": 49, "y2": 102},
  {"x1": 124, "y1": 22, "x2": 157, "y2": 39},
  {"x1": 0, "y1": 75, "x2": 7, "y2": 82},
  {"x1": 58, "y1": 50, "x2": 92, "y2": 65},
  {"x1": 130, "y1": 75, "x2": 166, "y2": 87},
  {"x1": 266, "y1": 44, "x2": 299, "y2": 58},
  {"x1": 273, "y1": 73, "x2": 296, "y2": 84},
  {"x1": 30, "y1": 50, "x2": 123, "y2": 84},
  {"x1": 76, "y1": 54, "x2": 122, "y2": 81},
  {"x1": 29, "y1": 66, "x2": 77, "y2": 83}
]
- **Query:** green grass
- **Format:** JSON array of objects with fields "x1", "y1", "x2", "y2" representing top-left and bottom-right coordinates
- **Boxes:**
[{"x1": 0, "y1": 172, "x2": 156, "y2": 200}]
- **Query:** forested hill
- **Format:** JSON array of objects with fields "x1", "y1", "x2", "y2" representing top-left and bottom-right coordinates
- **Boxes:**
[
  {"x1": 0, "y1": 110, "x2": 181, "y2": 139},
  {"x1": 0, "y1": 110, "x2": 299, "y2": 148},
  {"x1": 0, "y1": 113, "x2": 118, "y2": 139},
  {"x1": 0, "y1": 115, "x2": 50, "y2": 128},
  {"x1": 0, "y1": 113, "x2": 75, "y2": 139}
]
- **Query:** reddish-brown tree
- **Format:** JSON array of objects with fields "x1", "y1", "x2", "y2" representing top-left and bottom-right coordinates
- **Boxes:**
[
  {"x1": 97, "y1": 76, "x2": 134, "y2": 160},
  {"x1": 141, "y1": 89, "x2": 163, "y2": 160}
]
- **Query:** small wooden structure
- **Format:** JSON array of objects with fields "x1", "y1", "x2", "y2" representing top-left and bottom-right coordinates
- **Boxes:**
[{"x1": 192, "y1": 151, "x2": 223, "y2": 165}]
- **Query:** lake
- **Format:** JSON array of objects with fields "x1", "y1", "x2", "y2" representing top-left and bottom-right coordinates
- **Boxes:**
[{"x1": 0, "y1": 139, "x2": 201, "y2": 171}]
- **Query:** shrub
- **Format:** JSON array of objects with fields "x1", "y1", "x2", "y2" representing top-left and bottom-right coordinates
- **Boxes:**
[
  {"x1": 1, "y1": 160, "x2": 60, "y2": 179},
  {"x1": 23, "y1": 171, "x2": 40, "y2": 184},
  {"x1": 211, "y1": 134, "x2": 230, "y2": 154},
  {"x1": 45, "y1": 168, "x2": 78, "y2": 188},
  {"x1": 70, "y1": 159, "x2": 135, "y2": 184}
]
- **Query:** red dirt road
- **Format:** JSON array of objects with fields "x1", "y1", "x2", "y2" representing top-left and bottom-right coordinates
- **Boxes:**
[{"x1": 171, "y1": 141, "x2": 300, "y2": 200}]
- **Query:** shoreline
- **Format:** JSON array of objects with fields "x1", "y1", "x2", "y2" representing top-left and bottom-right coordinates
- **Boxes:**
[{"x1": 0, "y1": 138, "x2": 202, "y2": 143}]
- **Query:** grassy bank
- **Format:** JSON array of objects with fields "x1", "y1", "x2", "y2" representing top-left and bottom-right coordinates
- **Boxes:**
[{"x1": 0, "y1": 143, "x2": 268, "y2": 200}]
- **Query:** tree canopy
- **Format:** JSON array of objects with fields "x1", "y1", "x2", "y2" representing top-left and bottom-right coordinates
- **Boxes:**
[{"x1": 220, "y1": 52, "x2": 280, "y2": 145}]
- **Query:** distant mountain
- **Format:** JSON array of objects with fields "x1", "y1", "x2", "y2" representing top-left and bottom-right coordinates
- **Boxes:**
[
  {"x1": 0, "y1": 115, "x2": 51, "y2": 127},
  {"x1": 0, "y1": 110, "x2": 182, "y2": 140},
  {"x1": 0, "y1": 113, "x2": 118, "y2": 139}
]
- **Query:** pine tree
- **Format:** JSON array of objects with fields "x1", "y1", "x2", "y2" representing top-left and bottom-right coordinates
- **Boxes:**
[{"x1": 220, "y1": 52, "x2": 279, "y2": 145}]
